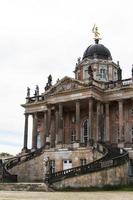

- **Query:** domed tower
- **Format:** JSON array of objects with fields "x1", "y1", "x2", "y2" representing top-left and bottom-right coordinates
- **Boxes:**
[{"x1": 74, "y1": 26, "x2": 119, "y2": 83}]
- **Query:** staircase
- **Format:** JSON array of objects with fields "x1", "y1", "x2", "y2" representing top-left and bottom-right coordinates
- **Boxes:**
[
  {"x1": 1, "y1": 147, "x2": 45, "y2": 182},
  {"x1": 45, "y1": 142, "x2": 129, "y2": 185},
  {"x1": 1, "y1": 142, "x2": 129, "y2": 184}
]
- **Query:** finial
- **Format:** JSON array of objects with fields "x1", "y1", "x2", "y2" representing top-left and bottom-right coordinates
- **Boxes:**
[{"x1": 92, "y1": 24, "x2": 101, "y2": 44}]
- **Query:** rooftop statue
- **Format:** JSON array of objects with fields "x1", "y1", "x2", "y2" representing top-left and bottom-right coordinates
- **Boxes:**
[
  {"x1": 48, "y1": 74, "x2": 52, "y2": 86},
  {"x1": 36, "y1": 85, "x2": 39, "y2": 96},
  {"x1": 92, "y1": 24, "x2": 101, "y2": 41},
  {"x1": 27, "y1": 87, "x2": 30, "y2": 97}
]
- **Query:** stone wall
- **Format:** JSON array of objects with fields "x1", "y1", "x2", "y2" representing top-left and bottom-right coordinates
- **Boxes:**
[
  {"x1": 9, "y1": 153, "x2": 44, "y2": 182},
  {"x1": 9, "y1": 148, "x2": 100, "y2": 182},
  {"x1": 52, "y1": 163, "x2": 128, "y2": 189}
]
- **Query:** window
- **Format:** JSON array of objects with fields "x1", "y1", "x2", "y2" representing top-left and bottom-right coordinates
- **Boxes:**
[
  {"x1": 100, "y1": 68, "x2": 106, "y2": 79},
  {"x1": 71, "y1": 115, "x2": 75, "y2": 123},
  {"x1": 132, "y1": 126, "x2": 133, "y2": 143},
  {"x1": 99, "y1": 65, "x2": 107, "y2": 81},
  {"x1": 71, "y1": 129, "x2": 76, "y2": 143},
  {"x1": 83, "y1": 120, "x2": 88, "y2": 146},
  {"x1": 129, "y1": 159, "x2": 133, "y2": 176},
  {"x1": 80, "y1": 159, "x2": 86, "y2": 166},
  {"x1": 49, "y1": 160, "x2": 55, "y2": 174}
]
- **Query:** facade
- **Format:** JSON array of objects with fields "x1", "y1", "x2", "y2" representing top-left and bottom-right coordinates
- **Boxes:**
[{"x1": 18, "y1": 31, "x2": 133, "y2": 183}]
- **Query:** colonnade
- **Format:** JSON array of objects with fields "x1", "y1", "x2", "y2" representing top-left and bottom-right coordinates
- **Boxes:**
[{"x1": 22, "y1": 99, "x2": 124, "y2": 151}]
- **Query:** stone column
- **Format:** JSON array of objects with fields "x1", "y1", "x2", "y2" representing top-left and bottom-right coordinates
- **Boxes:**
[
  {"x1": 22, "y1": 113, "x2": 29, "y2": 151},
  {"x1": 96, "y1": 101, "x2": 101, "y2": 141},
  {"x1": 118, "y1": 100, "x2": 124, "y2": 142},
  {"x1": 76, "y1": 100, "x2": 80, "y2": 142},
  {"x1": 88, "y1": 98, "x2": 93, "y2": 143},
  {"x1": 46, "y1": 106, "x2": 51, "y2": 144},
  {"x1": 55, "y1": 109, "x2": 59, "y2": 145},
  {"x1": 105, "y1": 103, "x2": 110, "y2": 142},
  {"x1": 32, "y1": 113, "x2": 38, "y2": 149},
  {"x1": 100, "y1": 103, "x2": 104, "y2": 141},
  {"x1": 58, "y1": 103, "x2": 63, "y2": 143},
  {"x1": 43, "y1": 111, "x2": 48, "y2": 146}
]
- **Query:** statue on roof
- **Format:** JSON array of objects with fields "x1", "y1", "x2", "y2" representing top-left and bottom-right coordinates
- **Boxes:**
[
  {"x1": 92, "y1": 24, "x2": 101, "y2": 44},
  {"x1": 27, "y1": 87, "x2": 30, "y2": 97},
  {"x1": 36, "y1": 85, "x2": 39, "y2": 96},
  {"x1": 48, "y1": 74, "x2": 52, "y2": 86},
  {"x1": 117, "y1": 67, "x2": 122, "y2": 81}
]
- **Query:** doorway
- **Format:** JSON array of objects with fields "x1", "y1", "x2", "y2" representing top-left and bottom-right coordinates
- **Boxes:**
[{"x1": 63, "y1": 160, "x2": 72, "y2": 170}]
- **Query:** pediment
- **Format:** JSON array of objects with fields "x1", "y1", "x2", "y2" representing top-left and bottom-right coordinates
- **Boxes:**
[{"x1": 44, "y1": 76, "x2": 87, "y2": 96}]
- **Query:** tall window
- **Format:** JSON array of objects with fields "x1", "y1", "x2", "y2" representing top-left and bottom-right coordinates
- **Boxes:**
[
  {"x1": 83, "y1": 119, "x2": 88, "y2": 146},
  {"x1": 100, "y1": 68, "x2": 106, "y2": 79},
  {"x1": 71, "y1": 129, "x2": 76, "y2": 143},
  {"x1": 99, "y1": 65, "x2": 107, "y2": 81},
  {"x1": 49, "y1": 160, "x2": 55, "y2": 174},
  {"x1": 132, "y1": 126, "x2": 133, "y2": 143},
  {"x1": 80, "y1": 159, "x2": 86, "y2": 166}
]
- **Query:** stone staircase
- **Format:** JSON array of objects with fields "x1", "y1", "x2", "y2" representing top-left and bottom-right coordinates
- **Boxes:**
[{"x1": 45, "y1": 142, "x2": 129, "y2": 185}]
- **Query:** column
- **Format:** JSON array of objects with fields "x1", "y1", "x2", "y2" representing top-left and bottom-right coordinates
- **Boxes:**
[
  {"x1": 58, "y1": 103, "x2": 63, "y2": 143},
  {"x1": 118, "y1": 100, "x2": 124, "y2": 142},
  {"x1": 48, "y1": 106, "x2": 51, "y2": 136},
  {"x1": 96, "y1": 101, "x2": 101, "y2": 141},
  {"x1": 55, "y1": 109, "x2": 59, "y2": 145},
  {"x1": 88, "y1": 98, "x2": 93, "y2": 142},
  {"x1": 45, "y1": 106, "x2": 51, "y2": 144},
  {"x1": 76, "y1": 100, "x2": 80, "y2": 142},
  {"x1": 105, "y1": 103, "x2": 110, "y2": 142},
  {"x1": 43, "y1": 111, "x2": 48, "y2": 146},
  {"x1": 22, "y1": 113, "x2": 29, "y2": 151},
  {"x1": 100, "y1": 103, "x2": 104, "y2": 141},
  {"x1": 32, "y1": 113, "x2": 38, "y2": 149}
]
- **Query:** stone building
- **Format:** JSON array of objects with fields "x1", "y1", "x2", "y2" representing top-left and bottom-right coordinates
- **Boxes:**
[{"x1": 4, "y1": 28, "x2": 133, "y2": 186}]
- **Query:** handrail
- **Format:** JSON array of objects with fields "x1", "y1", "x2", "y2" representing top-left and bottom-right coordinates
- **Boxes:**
[
  {"x1": 4, "y1": 146, "x2": 45, "y2": 170},
  {"x1": 46, "y1": 142, "x2": 128, "y2": 184},
  {"x1": 2, "y1": 146, "x2": 45, "y2": 182}
]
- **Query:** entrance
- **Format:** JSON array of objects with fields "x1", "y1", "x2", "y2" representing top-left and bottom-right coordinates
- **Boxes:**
[{"x1": 63, "y1": 160, "x2": 72, "y2": 170}]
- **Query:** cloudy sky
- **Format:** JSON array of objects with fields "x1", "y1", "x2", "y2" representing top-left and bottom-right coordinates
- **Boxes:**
[{"x1": 0, "y1": 0, "x2": 133, "y2": 155}]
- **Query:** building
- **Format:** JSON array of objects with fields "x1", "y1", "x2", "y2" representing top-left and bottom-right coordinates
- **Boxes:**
[{"x1": 3, "y1": 27, "x2": 133, "y2": 187}]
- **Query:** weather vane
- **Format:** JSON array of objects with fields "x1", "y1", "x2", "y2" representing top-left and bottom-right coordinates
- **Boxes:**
[{"x1": 92, "y1": 24, "x2": 101, "y2": 43}]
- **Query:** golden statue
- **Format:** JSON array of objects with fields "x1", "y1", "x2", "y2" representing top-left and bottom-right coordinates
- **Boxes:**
[{"x1": 92, "y1": 24, "x2": 101, "y2": 40}]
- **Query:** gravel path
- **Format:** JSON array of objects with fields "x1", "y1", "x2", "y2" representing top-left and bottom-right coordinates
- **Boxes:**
[{"x1": 0, "y1": 191, "x2": 133, "y2": 200}]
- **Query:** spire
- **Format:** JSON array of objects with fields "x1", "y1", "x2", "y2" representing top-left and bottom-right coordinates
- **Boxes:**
[{"x1": 92, "y1": 24, "x2": 101, "y2": 44}]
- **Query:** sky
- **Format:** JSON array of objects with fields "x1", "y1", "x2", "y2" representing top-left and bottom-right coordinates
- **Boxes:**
[{"x1": 0, "y1": 0, "x2": 133, "y2": 155}]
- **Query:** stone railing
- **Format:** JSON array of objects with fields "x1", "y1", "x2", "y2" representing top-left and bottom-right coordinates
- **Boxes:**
[
  {"x1": 2, "y1": 146, "x2": 45, "y2": 182},
  {"x1": 25, "y1": 78, "x2": 133, "y2": 104}
]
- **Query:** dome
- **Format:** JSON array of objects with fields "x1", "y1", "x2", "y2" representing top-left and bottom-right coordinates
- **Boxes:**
[{"x1": 82, "y1": 40, "x2": 112, "y2": 60}]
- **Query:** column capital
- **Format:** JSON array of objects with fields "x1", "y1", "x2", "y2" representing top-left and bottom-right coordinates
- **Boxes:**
[
  {"x1": 88, "y1": 97, "x2": 94, "y2": 101},
  {"x1": 118, "y1": 99, "x2": 124, "y2": 103},
  {"x1": 24, "y1": 113, "x2": 29, "y2": 116}
]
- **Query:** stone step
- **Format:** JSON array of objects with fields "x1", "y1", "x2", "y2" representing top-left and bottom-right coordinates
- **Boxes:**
[{"x1": 0, "y1": 183, "x2": 49, "y2": 191}]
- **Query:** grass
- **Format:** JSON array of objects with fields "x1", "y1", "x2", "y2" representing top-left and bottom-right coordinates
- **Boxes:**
[{"x1": 54, "y1": 184, "x2": 133, "y2": 192}]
